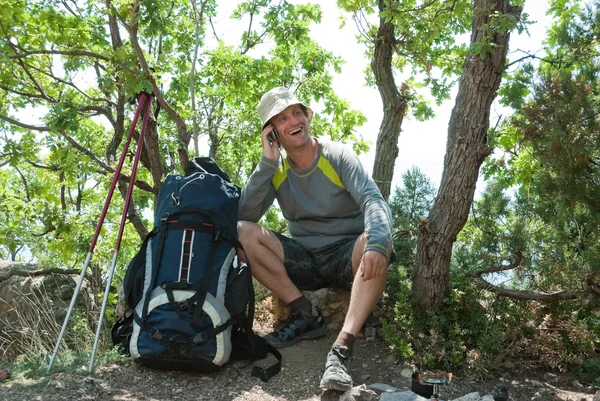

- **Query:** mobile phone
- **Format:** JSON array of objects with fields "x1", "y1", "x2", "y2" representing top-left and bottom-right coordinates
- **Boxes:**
[{"x1": 267, "y1": 127, "x2": 278, "y2": 142}]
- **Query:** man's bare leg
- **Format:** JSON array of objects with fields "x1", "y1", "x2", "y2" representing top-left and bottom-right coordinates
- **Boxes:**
[
  {"x1": 341, "y1": 233, "x2": 388, "y2": 337},
  {"x1": 320, "y1": 233, "x2": 390, "y2": 391},
  {"x1": 237, "y1": 221, "x2": 326, "y2": 347},
  {"x1": 236, "y1": 221, "x2": 301, "y2": 303}
]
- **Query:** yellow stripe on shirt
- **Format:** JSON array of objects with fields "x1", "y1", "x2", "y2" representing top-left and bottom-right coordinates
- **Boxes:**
[
  {"x1": 273, "y1": 155, "x2": 345, "y2": 190},
  {"x1": 317, "y1": 156, "x2": 345, "y2": 189},
  {"x1": 272, "y1": 159, "x2": 290, "y2": 190}
]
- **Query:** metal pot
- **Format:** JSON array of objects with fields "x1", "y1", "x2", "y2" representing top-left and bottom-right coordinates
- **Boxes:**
[{"x1": 411, "y1": 372, "x2": 434, "y2": 398}]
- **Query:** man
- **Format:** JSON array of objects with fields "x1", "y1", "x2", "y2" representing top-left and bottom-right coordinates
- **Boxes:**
[{"x1": 237, "y1": 86, "x2": 393, "y2": 391}]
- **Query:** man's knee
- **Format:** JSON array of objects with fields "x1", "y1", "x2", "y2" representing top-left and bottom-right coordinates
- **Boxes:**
[
  {"x1": 237, "y1": 220, "x2": 257, "y2": 240},
  {"x1": 236, "y1": 221, "x2": 284, "y2": 261}
]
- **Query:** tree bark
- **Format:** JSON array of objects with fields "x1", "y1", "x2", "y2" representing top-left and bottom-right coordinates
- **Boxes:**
[
  {"x1": 370, "y1": 0, "x2": 408, "y2": 201},
  {"x1": 413, "y1": 0, "x2": 520, "y2": 312}
]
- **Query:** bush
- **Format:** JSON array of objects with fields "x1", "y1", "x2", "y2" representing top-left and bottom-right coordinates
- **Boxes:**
[{"x1": 380, "y1": 265, "x2": 597, "y2": 375}]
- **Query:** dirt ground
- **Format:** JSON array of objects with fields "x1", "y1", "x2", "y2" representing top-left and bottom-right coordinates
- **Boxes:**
[{"x1": 0, "y1": 329, "x2": 598, "y2": 401}]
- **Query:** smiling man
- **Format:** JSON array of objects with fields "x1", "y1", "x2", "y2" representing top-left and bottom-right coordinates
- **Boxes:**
[{"x1": 237, "y1": 87, "x2": 393, "y2": 392}]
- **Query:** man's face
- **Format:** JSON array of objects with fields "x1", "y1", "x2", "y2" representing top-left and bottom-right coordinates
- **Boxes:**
[{"x1": 269, "y1": 104, "x2": 310, "y2": 148}]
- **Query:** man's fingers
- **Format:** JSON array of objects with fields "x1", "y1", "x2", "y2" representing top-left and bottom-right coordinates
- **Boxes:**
[{"x1": 360, "y1": 250, "x2": 387, "y2": 281}]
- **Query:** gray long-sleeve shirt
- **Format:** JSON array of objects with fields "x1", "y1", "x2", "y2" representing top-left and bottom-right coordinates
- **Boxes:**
[{"x1": 239, "y1": 141, "x2": 392, "y2": 257}]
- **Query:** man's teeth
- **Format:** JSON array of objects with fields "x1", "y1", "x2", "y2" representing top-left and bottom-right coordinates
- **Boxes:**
[{"x1": 290, "y1": 128, "x2": 301, "y2": 135}]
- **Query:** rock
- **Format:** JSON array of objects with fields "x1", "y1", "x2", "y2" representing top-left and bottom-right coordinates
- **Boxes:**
[
  {"x1": 359, "y1": 373, "x2": 371, "y2": 382},
  {"x1": 272, "y1": 288, "x2": 351, "y2": 330},
  {"x1": 400, "y1": 368, "x2": 413, "y2": 379},
  {"x1": 384, "y1": 354, "x2": 397, "y2": 365},
  {"x1": 368, "y1": 383, "x2": 399, "y2": 394},
  {"x1": 365, "y1": 327, "x2": 377, "y2": 339},
  {"x1": 450, "y1": 392, "x2": 481, "y2": 401},
  {"x1": 340, "y1": 384, "x2": 379, "y2": 401},
  {"x1": 481, "y1": 395, "x2": 495, "y2": 401},
  {"x1": 380, "y1": 390, "x2": 429, "y2": 400},
  {"x1": 491, "y1": 384, "x2": 509, "y2": 401},
  {"x1": 0, "y1": 261, "x2": 93, "y2": 360},
  {"x1": 593, "y1": 390, "x2": 600, "y2": 401},
  {"x1": 0, "y1": 366, "x2": 11, "y2": 382},
  {"x1": 543, "y1": 372, "x2": 558, "y2": 382},
  {"x1": 572, "y1": 380, "x2": 584, "y2": 388}
]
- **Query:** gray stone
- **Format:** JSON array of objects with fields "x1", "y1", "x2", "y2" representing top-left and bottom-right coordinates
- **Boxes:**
[
  {"x1": 450, "y1": 392, "x2": 481, "y2": 401},
  {"x1": 365, "y1": 327, "x2": 377, "y2": 338},
  {"x1": 543, "y1": 372, "x2": 558, "y2": 382},
  {"x1": 481, "y1": 395, "x2": 494, "y2": 401},
  {"x1": 340, "y1": 384, "x2": 379, "y2": 401},
  {"x1": 531, "y1": 388, "x2": 553, "y2": 401},
  {"x1": 384, "y1": 354, "x2": 397, "y2": 365},
  {"x1": 593, "y1": 390, "x2": 600, "y2": 401},
  {"x1": 380, "y1": 390, "x2": 429, "y2": 401},
  {"x1": 368, "y1": 383, "x2": 399, "y2": 394},
  {"x1": 359, "y1": 373, "x2": 371, "y2": 382},
  {"x1": 400, "y1": 368, "x2": 413, "y2": 378}
]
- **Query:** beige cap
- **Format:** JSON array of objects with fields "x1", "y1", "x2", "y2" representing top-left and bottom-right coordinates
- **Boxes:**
[{"x1": 257, "y1": 87, "x2": 313, "y2": 127}]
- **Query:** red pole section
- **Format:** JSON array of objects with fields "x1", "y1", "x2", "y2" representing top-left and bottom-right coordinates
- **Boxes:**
[
  {"x1": 87, "y1": 94, "x2": 149, "y2": 253},
  {"x1": 114, "y1": 92, "x2": 153, "y2": 252}
]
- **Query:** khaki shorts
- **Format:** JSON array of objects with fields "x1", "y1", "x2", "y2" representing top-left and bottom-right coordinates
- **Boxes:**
[{"x1": 272, "y1": 232, "x2": 357, "y2": 292}]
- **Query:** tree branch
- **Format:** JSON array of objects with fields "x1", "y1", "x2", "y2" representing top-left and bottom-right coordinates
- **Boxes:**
[
  {"x1": 4, "y1": 39, "x2": 58, "y2": 104},
  {"x1": 190, "y1": 0, "x2": 205, "y2": 157},
  {"x1": 125, "y1": 2, "x2": 189, "y2": 170},
  {"x1": 208, "y1": 15, "x2": 220, "y2": 42},
  {"x1": 505, "y1": 51, "x2": 559, "y2": 69},
  {"x1": 0, "y1": 114, "x2": 51, "y2": 132},
  {"x1": 9, "y1": 49, "x2": 110, "y2": 62},
  {"x1": 471, "y1": 251, "x2": 578, "y2": 302},
  {"x1": 59, "y1": 131, "x2": 156, "y2": 193}
]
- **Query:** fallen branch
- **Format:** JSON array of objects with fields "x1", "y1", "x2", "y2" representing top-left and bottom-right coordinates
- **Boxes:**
[{"x1": 0, "y1": 266, "x2": 81, "y2": 284}]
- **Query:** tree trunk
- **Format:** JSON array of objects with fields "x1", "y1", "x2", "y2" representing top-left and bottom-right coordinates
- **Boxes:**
[
  {"x1": 370, "y1": 0, "x2": 408, "y2": 201},
  {"x1": 413, "y1": 0, "x2": 520, "y2": 312}
]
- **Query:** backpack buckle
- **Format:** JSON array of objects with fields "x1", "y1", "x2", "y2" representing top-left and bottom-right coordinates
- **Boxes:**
[
  {"x1": 149, "y1": 327, "x2": 164, "y2": 342},
  {"x1": 177, "y1": 300, "x2": 190, "y2": 311},
  {"x1": 193, "y1": 331, "x2": 208, "y2": 344}
]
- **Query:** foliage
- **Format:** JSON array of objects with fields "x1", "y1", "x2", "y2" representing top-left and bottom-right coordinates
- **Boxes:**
[
  {"x1": 572, "y1": 357, "x2": 600, "y2": 387},
  {"x1": 337, "y1": 0, "x2": 473, "y2": 118},
  {"x1": 0, "y1": 0, "x2": 370, "y2": 262},
  {"x1": 383, "y1": 165, "x2": 597, "y2": 373},
  {"x1": 0, "y1": 0, "x2": 373, "y2": 363},
  {"x1": 484, "y1": 0, "x2": 600, "y2": 308},
  {"x1": 387, "y1": 166, "x2": 436, "y2": 272},
  {"x1": 382, "y1": 263, "x2": 596, "y2": 373}
]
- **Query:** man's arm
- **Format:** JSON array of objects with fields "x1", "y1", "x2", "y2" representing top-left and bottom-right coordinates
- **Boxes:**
[
  {"x1": 343, "y1": 149, "x2": 393, "y2": 280},
  {"x1": 238, "y1": 157, "x2": 278, "y2": 222},
  {"x1": 329, "y1": 145, "x2": 393, "y2": 281},
  {"x1": 338, "y1": 148, "x2": 392, "y2": 254}
]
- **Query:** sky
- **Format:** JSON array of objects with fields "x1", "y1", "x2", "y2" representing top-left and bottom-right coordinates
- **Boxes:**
[{"x1": 210, "y1": 1, "x2": 553, "y2": 195}]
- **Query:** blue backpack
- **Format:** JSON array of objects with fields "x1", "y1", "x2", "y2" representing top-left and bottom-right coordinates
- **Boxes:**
[{"x1": 112, "y1": 157, "x2": 280, "y2": 380}]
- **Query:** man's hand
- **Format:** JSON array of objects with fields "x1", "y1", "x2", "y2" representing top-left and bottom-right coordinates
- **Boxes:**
[
  {"x1": 359, "y1": 249, "x2": 388, "y2": 281},
  {"x1": 261, "y1": 125, "x2": 280, "y2": 162}
]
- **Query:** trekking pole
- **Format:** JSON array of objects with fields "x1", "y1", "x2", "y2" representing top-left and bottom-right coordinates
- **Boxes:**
[
  {"x1": 89, "y1": 92, "x2": 153, "y2": 373},
  {"x1": 47, "y1": 92, "x2": 152, "y2": 373}
]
